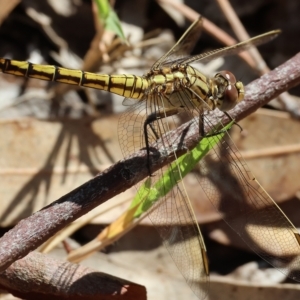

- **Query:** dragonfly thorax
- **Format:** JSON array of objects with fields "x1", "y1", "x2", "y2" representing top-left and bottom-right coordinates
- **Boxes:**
[{"x1": 146, "y1": 65, "x2": 212, "y2": 110}]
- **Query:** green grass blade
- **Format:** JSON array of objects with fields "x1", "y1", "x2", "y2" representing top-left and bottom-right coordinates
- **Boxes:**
[
  {"x1": 130, "y1": 122, "x2": 233, "y2": 218},
  {"x1": 93, "y1": 0, "x2": 126, "y2": 42}
]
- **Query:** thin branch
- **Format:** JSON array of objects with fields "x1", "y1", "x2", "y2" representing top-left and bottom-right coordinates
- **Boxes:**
[
  {"x1": 0, "y1": 52, "x2": 300, "y2": 275},
  {"x1": 0, "y1": 0, "x2": 20, "y2": 25}
]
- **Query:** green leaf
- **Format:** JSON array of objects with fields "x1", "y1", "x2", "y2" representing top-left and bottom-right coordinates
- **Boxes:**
[
  {"x1": 130, "y1": 122, "x2": 233, "y2": 218},
  {"x1": 93, "y1": 0, "x2": 127, "y2": 42},
  {"x1": 105, "y1": 10, "x2": 127, "y2": 42},
  {"x1": 95, "y1": 0, "x2": 109, "y2": 18}
]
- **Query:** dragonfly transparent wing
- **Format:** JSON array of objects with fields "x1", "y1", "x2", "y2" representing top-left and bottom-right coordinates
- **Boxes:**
[
  {"x1": 152, "y1": 17, "x2": 203, "y2": 69},
  {"x1": 118, "y1": 96, "x2": 210, "y2": 299},
  {"x1": 182, "y1": 30, "x2": 281, "y2": 65},
  {"x1": 195, "y1": 114, "x2": 300, "y2": 280}
]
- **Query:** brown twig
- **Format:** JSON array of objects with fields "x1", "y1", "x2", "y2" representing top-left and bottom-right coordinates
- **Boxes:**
[
  {"x1": 0, "y1": 252, "x2": 146, "y2": 300},
  {"x1": 239, "y1": 143, "x2": 300, "y2": 160},
  {"x1": 0, "y1": 51, "x2": 300, "y2": 280},
  {"x1": 0, "y1": 0, "x2": 20, "y2": 25}
]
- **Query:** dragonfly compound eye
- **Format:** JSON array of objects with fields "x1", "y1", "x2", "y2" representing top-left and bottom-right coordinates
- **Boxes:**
[
  {"x1": 215, "y1": 71, "x2": 244, "y2": 111},
  {"x1": 220, "y1": 84, "x2": 239, "y2": 111}
]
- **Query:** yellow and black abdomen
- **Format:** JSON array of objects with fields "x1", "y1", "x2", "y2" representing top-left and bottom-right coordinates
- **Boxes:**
[{"x1": 0, "y1": 58, "x2": 148, "y2": 99}]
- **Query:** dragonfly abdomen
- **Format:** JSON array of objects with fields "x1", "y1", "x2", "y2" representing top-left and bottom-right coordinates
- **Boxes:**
[{"x1": 0, "y1": 58, "x2": 148, "y2": 99}]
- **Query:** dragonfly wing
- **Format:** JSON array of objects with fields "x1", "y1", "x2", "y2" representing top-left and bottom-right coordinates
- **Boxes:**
[
  {"x1": 118, "y1": 90, "x2": 202, "y2": 156},
  {"x1": 152, "y1": 17, "x2": 203, "y2": 70},
  {"x1": 147, "y1": 176, "x2": 209, "y2": 299},
  {"x1": 182, "y1": 30, "x2": 281, "y2": 65},
  {"x1": 195, "y1": 115, "x2": 300, "y2": 280},
  {"x1": 122, "y1": 97, "x2": 138, "y2": 106},
  {"x1": 118, "y1": 95, "x2": 210, "y2": 299}
]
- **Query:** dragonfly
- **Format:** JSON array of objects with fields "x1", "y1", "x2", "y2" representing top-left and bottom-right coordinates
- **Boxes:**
[{"x1": 1, "y1": 17, "x2": 300, "y2": 300}]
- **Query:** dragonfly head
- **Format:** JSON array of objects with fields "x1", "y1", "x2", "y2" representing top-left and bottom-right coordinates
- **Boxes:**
[{"x1": 214, "y1": 71, "x2": 244, "y2": 111}]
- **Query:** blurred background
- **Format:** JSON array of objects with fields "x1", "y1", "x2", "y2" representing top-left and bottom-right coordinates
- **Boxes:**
[{"x1": 0, "y1": 0, "x2": 300, "y2": 299}]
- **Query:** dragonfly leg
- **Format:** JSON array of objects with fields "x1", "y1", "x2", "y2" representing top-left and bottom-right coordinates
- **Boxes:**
[
  {"x1": 199, "y1": 110, "x2": 205, "y2": 137},
  {"x1": 144, "y1": 108, "x2": 179, "y2": 175},
  {"x1": 224, "y1": 111, "x2": 243, "y2": 132},
  {"x1": 201, "y1": 111, "x2": 243, "y2": 138}
]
